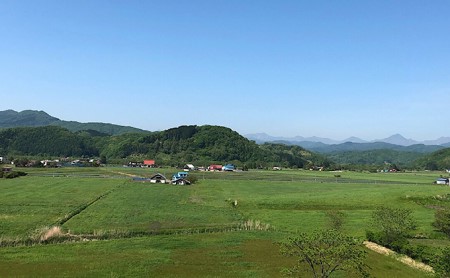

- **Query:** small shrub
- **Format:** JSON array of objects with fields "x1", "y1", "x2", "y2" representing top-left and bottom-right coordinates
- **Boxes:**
[
  {"x1": 0, "y1": 170, "x2": 27, "y2": 179},
  {"x1": 5, "y1": 172, "x2": 19, "y2": 179},
  {"x1": 16, "y1": 171, "x2": 27, "y2": 177},
  {"x1": 434, "y1": 209, "x2": 450, "y2": 238},
  {"x1": 390, "y1": 237, "x2": 409, "y2": 253},
  {"x1": 326, "y1": 210, "x2": 345, "y2": 231},
  {"x1": 366, "y1": 230, "x2": 382, "y2": 243},
  {"x1": 433, "y1": 247, "x2": 450, "y2": 277},
  {"x1": 186, "y1": 174, "x2": 198, "y2": 184}
]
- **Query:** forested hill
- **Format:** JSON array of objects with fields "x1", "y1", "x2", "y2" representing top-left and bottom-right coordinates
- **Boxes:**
[
  {"x1": 413, "y1": 148, "x2": 450, "y2": 170},
  {"x1": 271, "y1": 141, "x2": 444, "y2": 168},
  {"x1": 0, "y1": 110, "x2": 58, "y2": 127},
  {"x1": 0, "y1": 110, "x2": 146, "y2": 135},
  {"x1": 0, "y1": 125, "x2": 331, "y2": 168}
]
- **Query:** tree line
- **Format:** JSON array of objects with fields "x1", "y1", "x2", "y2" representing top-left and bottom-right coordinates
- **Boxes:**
[
  {"x1": 0, "y1": 125, "x2": 331, "y2": 169},
  {"x1": 1, "y1": 125, "x2": 449, "y2": 170}
]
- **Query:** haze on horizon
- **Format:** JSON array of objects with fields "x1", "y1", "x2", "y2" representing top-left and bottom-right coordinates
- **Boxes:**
[{"x1": 1, "y1": 1, "x2": 449, "y2": 141}]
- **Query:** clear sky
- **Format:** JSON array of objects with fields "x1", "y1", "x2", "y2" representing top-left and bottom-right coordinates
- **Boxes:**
[{"x1": 1, "y1": 1, "x2": 449, "y2": 141}]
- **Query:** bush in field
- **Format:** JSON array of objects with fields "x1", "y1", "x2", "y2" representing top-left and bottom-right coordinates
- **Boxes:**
[
  {"x1": 434, "y1": 209, "x2": 450, "y2": 238},
  {"x1": 281, "y1": 229, "x2": 368, "y2": 278},
  {"x1": 434, "y1": 247, "x2": 450, "y2": 277},
  {"x1": 186, "y1": 174, "x2": 198, "y2": 184},
  {"x1": 1, "y1": 170, "x2": 27, "y2": 179},
  {"x1": 326, "y1": 210, "x2": 345, "y2": 231},
  {"x1": 4, "y1": 172, "x2": 19, "y2": 179},
  {"x1": 369, "y1": 206, "x2": 416, "y2": 247}
]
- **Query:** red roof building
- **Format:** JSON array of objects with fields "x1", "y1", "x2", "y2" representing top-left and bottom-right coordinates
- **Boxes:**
[
  {"x1": 208, "y1": 164, "x2": 223, "y2": 171},
  {"x1": 143, "y1": 160, "x2": 155, "y2": 167}
]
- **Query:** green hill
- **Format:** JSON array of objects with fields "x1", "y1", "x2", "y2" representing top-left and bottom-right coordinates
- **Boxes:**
[
  {"x1": 413, "y1": 148, "x2": 450, "y2": 170},
  {"x1": 271, "y1": 141, "x2": 443, "y2": 169},
  {"x1": 0, "y1": 126, "x2": 98, "y2": 157},
  {"x1": 0, "y1": 110, "x2": 147, "y2": 135},
  {"x1": 303, "y1": 141, "x2": 443, "y2": 154},
  {"x1": 326, "y1": 149, "x2": 424, "y2": 168},
  {"x1": 0, "y1": 110, "x2": 58, "y2": 128},
  {"x1": 0, "y1": 125, "x2": 330, "y2": 169},
  {"x1": 53, "y1": 120, "x2": 147, "y2": 135}
]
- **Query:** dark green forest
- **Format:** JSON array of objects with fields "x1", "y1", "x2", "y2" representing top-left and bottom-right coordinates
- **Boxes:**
[
  {"x1": 1, "y1": 124, "x2": 449, "y2": 170},
  {"x1": 413, "y1": 148, "x2": 450, "y2": 170},
  {"x1": 0, "y1": 125, "x2": 331, "y2": 169}
]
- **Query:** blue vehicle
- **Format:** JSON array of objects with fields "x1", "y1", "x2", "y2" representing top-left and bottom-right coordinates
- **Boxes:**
[
  {"x1": 172, "y1": 171, "x2": 188, "y2": 180},
  {"x1": 222, "y1": 164, "x2": 235, "y2": 171}
]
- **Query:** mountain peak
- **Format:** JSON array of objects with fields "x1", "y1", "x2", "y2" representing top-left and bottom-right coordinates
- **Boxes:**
[
  {"x1": 374, "y1": 134, "x2": 417, "y2": 146},
  {"x1": 342, "y1": 136, "x2": 367, "y2": 143},
  {"x1": 0, "y1": 109, "x2": 59, "y2": 127}
]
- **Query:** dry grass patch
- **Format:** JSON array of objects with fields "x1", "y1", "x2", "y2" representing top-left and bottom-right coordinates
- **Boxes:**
[
  {"x1": 36, "y1": 226, "x2": 65, "y2": 241},
  {"x1": 364, "y1": 241, "x2": 434, "y2": 273}
]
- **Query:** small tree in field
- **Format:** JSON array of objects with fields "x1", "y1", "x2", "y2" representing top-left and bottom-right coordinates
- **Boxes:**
[
  {"x1": 370, "y1": 206, "x2": 416, "y2": 246},
  {"x1": 434, "y1": 209, "x2": 450, "y2": 238},
  {"x1": 326, "y1": 210, "x2": 345, "y2": 231},
  {"x1": 281, "y1": 229, "x2": 368, "y2": 278}
]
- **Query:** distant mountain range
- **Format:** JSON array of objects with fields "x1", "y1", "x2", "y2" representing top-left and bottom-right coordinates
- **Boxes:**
[
  {"x1": 246, "y1": 133, "x2": 450, "y2": 147},
  {"x1": 1, "y1": 109, "x2": 449, "y2": 169},
  {"x1": 0, "y1": 110, "x2": 147, "y2": 135}
]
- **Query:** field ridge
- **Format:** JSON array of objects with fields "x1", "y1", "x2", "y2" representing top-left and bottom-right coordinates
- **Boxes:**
[{"x1": 55, "y1": 182, "x2": 125, "y2": 226}]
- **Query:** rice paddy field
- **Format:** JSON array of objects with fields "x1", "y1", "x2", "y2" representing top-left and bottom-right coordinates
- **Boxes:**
[{"x1": 1, "y1": 167, "x2": 449, "y2": 277}]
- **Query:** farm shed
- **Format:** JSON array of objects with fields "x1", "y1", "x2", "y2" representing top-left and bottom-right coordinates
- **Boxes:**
[
  {"x1": 183, "y1": 164, "x2": 195, "y2": 171},
  {"x1": 150, "y1": 173, "x2": 168, "y2": 184},
  {"x1": 143, "y1": 160, "x2": 155, "y2": 167},
  {"x1": 208, "y1": 164, "x2": 223, "y2": 171},
  {"x1": 436, "y1": 178, "x2": 450, "y2": 185}
]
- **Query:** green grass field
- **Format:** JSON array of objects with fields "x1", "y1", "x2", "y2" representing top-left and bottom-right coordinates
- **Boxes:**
[{"x1": 1, "y1": 167, "x2": 448, "y2": 277}]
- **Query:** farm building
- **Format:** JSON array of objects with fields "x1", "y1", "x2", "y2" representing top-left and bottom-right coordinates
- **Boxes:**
[
  {"x1": 127, "y1": 160, "x2": 155, "y2": 168},
  {"x1": 149, "y1": 173, "x2": 168, "y2": 184},
  {"x1": 208, "y1": 165, "x2": 223, "y2": 171},
  {"x1": 143, "y1": 160, "x2": 156, "y2": 167},
  {"x1": 183, "y1": 164, "x2": 195, "y2": 171},
  {"x1": 436, "y1": 178, "x2": 450, "y2": 185}
]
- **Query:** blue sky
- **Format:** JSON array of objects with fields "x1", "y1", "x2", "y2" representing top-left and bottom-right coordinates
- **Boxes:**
[{"x1": 1, "y1": 1, "x2": 449, "y2": 140}]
